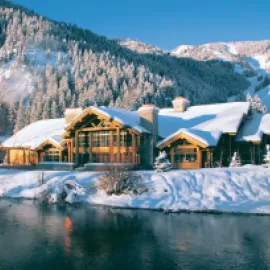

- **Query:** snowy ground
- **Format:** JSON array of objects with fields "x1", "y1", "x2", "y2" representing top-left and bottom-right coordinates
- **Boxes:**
[{"x1": 1, "y1": 167, "x2": 270, "y2": 214}]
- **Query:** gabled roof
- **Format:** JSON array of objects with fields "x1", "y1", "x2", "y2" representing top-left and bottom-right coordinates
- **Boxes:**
[
  {"x1": 157, "y1": 102, "x2": 250, "y2": 147},
  {"x1": 157, "y1": 128, "x2": 222, "y2": 148},
  {"x1": 236, "y1": 112, "x2": 270, "y2": 142},
  {"x1": 2, "y1": 119, "x2": 65, "y2": 150},
  {"x1": 34, "y1": 135, "x2": 64, "y2": 151},
  {"x1": 65, "y1": 106, "x2": 149, "y2": 134}
]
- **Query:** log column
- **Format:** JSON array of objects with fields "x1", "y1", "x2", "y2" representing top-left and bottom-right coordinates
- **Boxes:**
[
  {"x1": 88, "y1": 133, "x2": 92, "y2": 163},
  {"x1": 116, "y1": 128, "x2": 120, "y2": 163},
  {"x1": 132, "y1": 134, "x2": 136, "y2": 164},
  {"x1": 75, "y1": 131, "x2": 79, "y2": 165},
  {"x1": 170, "y1": 147, "x2": 175, "y2": 168},
  {"x1": 110, "y1": 130, "x2": 114, "y2": 163},
  {"x1": 59, "y1": 150, "x2": 63, "y2": 162},
  {"x1": 7, "y1": 149, "x2": 10, "y2": 164}
]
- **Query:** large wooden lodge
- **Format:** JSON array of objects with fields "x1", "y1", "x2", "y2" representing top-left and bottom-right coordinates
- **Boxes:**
[{"x1": 2, "y1": 97, "x2": 270, "y2": 169}]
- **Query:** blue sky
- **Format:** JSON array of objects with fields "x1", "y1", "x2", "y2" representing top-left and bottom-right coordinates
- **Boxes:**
[{"x1": 12, "y1": 0, "x2": 270, "y2": 50}]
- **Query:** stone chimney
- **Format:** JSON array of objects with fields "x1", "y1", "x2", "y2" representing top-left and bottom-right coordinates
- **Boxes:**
[
  {"x1": 65, "y1": 108, "x2": 83, "y2": 124},
  {"x1": 138, "y1": 104, "x2": 159, "y2": 168},
  {"x1": 172, "y1": 97, "x2": 190, "y2": 112},
  {"x1": 138, "y1": 104, "x2": 159, "y2": 143}
]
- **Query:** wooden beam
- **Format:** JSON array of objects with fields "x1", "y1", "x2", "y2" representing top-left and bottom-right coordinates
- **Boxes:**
[
  {"x1": 132, "y1": 134, "x2": 136, "y2": 164},
  {"x1": 197, "y1": 147, "x2": 202, "y2": 168},
  {"x1": 110, "y1": 130, "x2": 114, "y2": 162},
  {"x1": 117, "y1": 128, "x2": 120, "y2": 162},
  {"x1": 59, "y1": 150, "x2": 63, "y2": 162},
  {"x1": 75, "y1": 131, "x2": 79, "y2": 165},
  {"x1": 89, "y1": 133, "x2": 92, "y2": 163}
]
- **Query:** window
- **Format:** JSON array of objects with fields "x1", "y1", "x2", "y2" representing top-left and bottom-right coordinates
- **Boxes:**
[
  {"x1": 78, "y1": 132, "x2": 89, "y2": 147},
  {"x1": 113, "y1": 130, "x2": 132, "y2": 147},
  {"x1": 120, "y1": 131, "x2": 132, "y2": 147},
  {"x1": 45, "y1": 151, "x2": 60, "y2": 162},
  {"x1": 92, "y1": 153, "x2": 110, "y2": 163},
  {"x1": 92, "y1": 131, "x2": 110, "y2": 147},
  {"x1": 174, "y1": 148, "x2": 197, "y2": 163}
]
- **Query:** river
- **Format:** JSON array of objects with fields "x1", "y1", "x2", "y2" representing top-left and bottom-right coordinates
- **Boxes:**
[{"x1": 0, "y1": 199, "x2": 270, "y2": 270}]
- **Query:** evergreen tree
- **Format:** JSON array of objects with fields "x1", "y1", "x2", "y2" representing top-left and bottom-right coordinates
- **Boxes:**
[
  {"x1": 264, "y1": 145, "x2": 270, "y2": 167},
  {"x1": 229, "y1": 152, "x2": 242, "y2": 167},
  {"x1": 154, "y1": 151, "x2": 171, "y2": 172}
]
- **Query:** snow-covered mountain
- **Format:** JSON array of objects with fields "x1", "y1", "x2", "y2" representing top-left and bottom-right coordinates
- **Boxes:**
[
  {"x1": 0, "y1": 1, "x2": 248, "y2": 135},
  {"x1": 172, "y1": 41, "x2": 270, "y2": 108},
  {"x1": 117, "y1": 38, "x2": 165, "y2": 55}
]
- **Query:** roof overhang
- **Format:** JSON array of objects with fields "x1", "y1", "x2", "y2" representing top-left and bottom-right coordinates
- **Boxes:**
[
  {"x1": 34, "y1": 138, "x2": 64, "y2": 151},
  {"x1": 157, "y1": 130, "x2": 209, "y2": 149},
  {"x1": 63, "y1": 106, "x2": 145, "y2": 137}
]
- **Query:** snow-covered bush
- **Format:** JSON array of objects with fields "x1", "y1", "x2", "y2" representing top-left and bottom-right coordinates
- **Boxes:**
[
  {"x1": 229, "y1": 152, "x2": 242, "y2": 167},
  {"x1": 264, "y1": 145, "x2": 270, "y2": 168},
  {"x1": 95, "y1": 165, "x2": 147, "y2": 195},
  {"x1": 154, "y1": 151, "x2": 171, "y2": 172},
  {"x1": 37, "y1": 180, "x2": 86, "y2": 204}
]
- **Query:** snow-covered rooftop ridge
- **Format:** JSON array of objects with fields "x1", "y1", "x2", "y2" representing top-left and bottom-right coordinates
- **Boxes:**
[
  {"x1": 66, "y1": 106, "x2": 149, "y2": 134},
  {"x1": 158, "y1": 102, "x2": 250, "y2": 140},
  {"x1": 236, "y1": 112, "x2": 270, "y2": 142},
  {"x1": 2, "y1": 118, "x2": 65, "y2": 150},
  {"x1": 157, "y1": 128, "x2": 222, "y2": 148}
]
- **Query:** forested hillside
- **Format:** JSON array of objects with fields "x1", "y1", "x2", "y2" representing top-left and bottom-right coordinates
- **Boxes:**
[{"x1": 0, "y1": 0, "x2": 248, "y2": 135}]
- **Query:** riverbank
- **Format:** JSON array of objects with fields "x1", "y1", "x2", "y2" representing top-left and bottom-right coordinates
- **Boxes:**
[{"x1": 1, "y1": 167, "x2": 270, "y2": 214}]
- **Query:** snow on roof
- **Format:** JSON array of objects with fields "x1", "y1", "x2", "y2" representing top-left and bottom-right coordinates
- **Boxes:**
[
  {"x1": 236, "y1": 112, "x2": 270, "y2": 142},
  {"x1": 159, "y1": 102, "x2": 250, "y2": 137},
  {"x1": 0, "y1": 135, "x2": 10, "y2": 143},
  {"x1": 157, "y1": 128, "x2": 222, "y2": 148},
  {"x1": 158, "y1": 102, "x2": 250, "y2": 146},
  {"x1": 67, "y1": 106, "x2": 149, "y2": 134},
  {"x1": 2, "y1": 119, "x2": 65, "y2": 150},
  {"x1": 96, "y1": 106, "x2": 149, "y2": 133}
]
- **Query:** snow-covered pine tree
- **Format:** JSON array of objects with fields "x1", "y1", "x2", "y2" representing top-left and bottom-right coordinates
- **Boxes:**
[
  {"x1": 246, "y1": 93, "x2": 253, "y2": 104},
  {"x1": 252, "y1": 95, "x2": 262, "y2": 111},
  {"x1": 229, "y1": 152, "x2": 242, "y2": 167},
  {"x1": 263, "y1": 145, "x2": 270, "y2": 168},
  {"x1": 154, "y1": 151, "x2": 171, "y2": 172}
]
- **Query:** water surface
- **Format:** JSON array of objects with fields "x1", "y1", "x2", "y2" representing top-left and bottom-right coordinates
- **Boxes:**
[{"x1": 0, "y1": 199, "x2": 270, "y2": 270}]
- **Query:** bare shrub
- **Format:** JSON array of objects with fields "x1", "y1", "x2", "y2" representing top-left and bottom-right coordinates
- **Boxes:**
[{"x1": 95, "y1": 164, "x2": 148, "y2": 196}]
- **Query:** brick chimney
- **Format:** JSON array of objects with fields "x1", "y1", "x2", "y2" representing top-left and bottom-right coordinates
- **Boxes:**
[
  {"x1": 172, "y1": 97, "x2": 190, "y2": 112},
  {"x1": 65, "y1": 108, "x2": 83, "y2": 124}
]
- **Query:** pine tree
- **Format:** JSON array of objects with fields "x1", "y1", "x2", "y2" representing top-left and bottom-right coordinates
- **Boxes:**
[
  {"x1": 264, "y1": 145, "x2": 270, "y2": 168},
  {"x1": 229, "y1": 152, "x2": 242, "y2": 167},
  {"x1": 154, "y1": 151, "x2": 171, "y2": 172}
]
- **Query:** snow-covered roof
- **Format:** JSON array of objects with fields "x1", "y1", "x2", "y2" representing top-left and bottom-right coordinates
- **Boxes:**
[
  {"x1": 157, "y1": 128, "x2": 222, "y2": 148},
  {"x1": 2, "y1": 119, "x2": 65, "y2": 150},
  {"x1": 67, "y1": 106, "x2": 149, "y2": 134},
  {"x1": 236, "y1": 113, "x2": 270, "y2": 142},
  {"x1": 0, "y1": 135, "x2": 10, "y2": 144},
  {"x1": 158, "y1": 102, "x2": 250, "y2": 147}
]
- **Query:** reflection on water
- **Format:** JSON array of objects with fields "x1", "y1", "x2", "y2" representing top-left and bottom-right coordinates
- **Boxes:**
[
  {"x1": 64, "y1": 217, "x2": 72, "y2": 255},
  {"x1": 1, "y1": 200, "x2": 270, "y2": 270}
]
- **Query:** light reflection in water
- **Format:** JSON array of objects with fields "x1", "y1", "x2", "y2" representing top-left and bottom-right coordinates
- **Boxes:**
[{"x1": 64, "y1": 216, "x2": 73, "y2": 255}]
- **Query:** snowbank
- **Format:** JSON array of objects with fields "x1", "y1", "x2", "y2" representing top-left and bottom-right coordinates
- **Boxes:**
[{"x1": 2, "y1": 167, "x2": 270, "y2": 214}]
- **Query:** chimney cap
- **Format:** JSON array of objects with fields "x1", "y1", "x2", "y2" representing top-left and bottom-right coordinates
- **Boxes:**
[
  {"x1": 173, "y1": 96, "x2": 190, "y2": 102},
  {"x1": 65, "y1": 107, "x2": 83, "y2": 115},
  {"x1": 138, "y1": 104, "x2": 159, "y2": 112}
]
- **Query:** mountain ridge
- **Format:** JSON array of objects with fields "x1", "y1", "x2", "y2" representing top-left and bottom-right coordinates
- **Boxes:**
[{"x1": 0, "y1": 1, "x2": 248, "y2": 134}]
